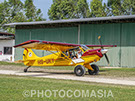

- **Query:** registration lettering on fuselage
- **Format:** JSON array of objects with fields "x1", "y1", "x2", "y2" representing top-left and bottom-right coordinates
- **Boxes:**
[{"x1": 37, "y1": 59, "x2": 55, "y2": 64}]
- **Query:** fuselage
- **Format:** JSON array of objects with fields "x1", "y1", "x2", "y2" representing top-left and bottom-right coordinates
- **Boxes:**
[{"x1": 23, "y1": 48, "x2": 106, "y2": 67}]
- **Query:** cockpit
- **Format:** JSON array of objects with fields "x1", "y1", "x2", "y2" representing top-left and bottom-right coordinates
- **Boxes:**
[
  {"x1": 61, "y1": 45, "x2": 89, "y2": 59},
  {"x1": 81, "y1": 45, "x2": 89, "y2": 52}
]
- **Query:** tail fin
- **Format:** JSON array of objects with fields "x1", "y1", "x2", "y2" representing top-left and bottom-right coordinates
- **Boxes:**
[{"x1": 23, "y1": 48, "x2": 38, "y2": 61}]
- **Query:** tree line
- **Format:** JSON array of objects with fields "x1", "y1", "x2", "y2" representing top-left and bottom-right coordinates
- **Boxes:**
[
  {"x1": 0, "y1": 0, "x2": 135, "y2": 33},
  {"x1": 0, "y1": 0, "x2": 45, "y2": 33},
  {"x1": 48, "y1": 0, "x2": 135, "y2": 20}
]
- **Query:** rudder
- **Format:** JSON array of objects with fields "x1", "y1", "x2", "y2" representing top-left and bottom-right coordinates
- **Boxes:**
[{"x1": 23, "y1": 48, "x2": 38, "y2": 61}]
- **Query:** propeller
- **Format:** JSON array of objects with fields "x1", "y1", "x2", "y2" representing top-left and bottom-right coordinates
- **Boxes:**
[
  {"x1": 98, "y1": 36, "x2": 103, "y2": 49},
  {"x1": 104, "y1": 54, "x2": 110, "y2": 65},
  {"x1": 98, "y1": 36, "x2": 110, "y2": 65}
]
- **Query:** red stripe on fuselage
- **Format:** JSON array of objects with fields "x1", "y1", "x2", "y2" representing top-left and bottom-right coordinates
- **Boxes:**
[{"x1": 82, "y1": 49, "x2": 103, "y2": 57}]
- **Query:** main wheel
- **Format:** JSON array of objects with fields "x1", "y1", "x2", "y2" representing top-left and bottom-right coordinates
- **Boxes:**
[
  {"x1": 74, "y1": 65, "x2": 86, "y2": 76},
  {"x1": 88, "y1": 64, "x2": 99, "y2": 75}
]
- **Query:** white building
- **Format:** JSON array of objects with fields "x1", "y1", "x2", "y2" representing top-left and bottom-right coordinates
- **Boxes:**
[{"x1": 0, "y1": 32, "x2": 15, "y2": 62}]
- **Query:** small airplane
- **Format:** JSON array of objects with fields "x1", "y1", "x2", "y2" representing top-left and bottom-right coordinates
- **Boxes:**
[{"x1": 14, "y1": 36, "x2": 116, "y2": 76}]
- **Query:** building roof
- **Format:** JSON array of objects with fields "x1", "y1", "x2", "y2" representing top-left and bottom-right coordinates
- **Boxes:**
[
  {"x1": 0, "y1": 32, "x2": 15, "y2": 40},
  {"x1": 3, "y1": 15, "x2": 135, "y2": 28}
]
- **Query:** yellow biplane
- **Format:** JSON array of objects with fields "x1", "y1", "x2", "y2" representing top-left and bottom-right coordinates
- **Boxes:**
[{"x1": 14, "y1": 37, "x2": 116, "y2": 76}]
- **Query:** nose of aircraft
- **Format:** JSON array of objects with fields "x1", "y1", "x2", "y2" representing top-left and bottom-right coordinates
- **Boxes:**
[{"x1": 101, "y1": 49, "x2": 108, "y2": 54}]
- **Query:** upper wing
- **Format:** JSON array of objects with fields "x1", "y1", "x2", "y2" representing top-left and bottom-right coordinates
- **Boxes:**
[
  {"x1": 14, "y1": 40, "x2": 116, "y2": 51},
  {"x1": 14, "y1": 40, "x2": 80, "y2": 51},
  {"x1": 86, "y1": 45, "x2": 117, "y2": 49}
]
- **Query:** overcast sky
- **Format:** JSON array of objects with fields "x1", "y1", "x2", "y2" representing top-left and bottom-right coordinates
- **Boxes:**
[{"x1": 0, "y1": 0, "x2": 107, "y2": 20}]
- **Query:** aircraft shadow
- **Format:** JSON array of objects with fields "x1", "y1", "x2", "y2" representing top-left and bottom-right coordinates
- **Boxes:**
[
  {"x1": 22, "y1": 70, "x2": 103, "y2": 77},
  {"x1": 23, "y1": 70, "x2": 75, "y2": 77}
]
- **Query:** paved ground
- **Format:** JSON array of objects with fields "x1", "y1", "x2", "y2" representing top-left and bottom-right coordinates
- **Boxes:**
[{"x1": 0, "y1": 70, "x2": 135, "y2": 86}]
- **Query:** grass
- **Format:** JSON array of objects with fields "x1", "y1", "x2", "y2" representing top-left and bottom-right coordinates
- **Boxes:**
[
  {"x1": 0, "y1": 74, "x2": 135, "y2": 101},
  {"x1": 99, "y1": 68, "x2": 135, "y2": 78},
  {"x1": 0, "y1": 61, "x2": 24, "y2": 66}
]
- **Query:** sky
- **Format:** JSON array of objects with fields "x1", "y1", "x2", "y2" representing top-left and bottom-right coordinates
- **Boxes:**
[{"x1": 0, "y1": 0, "x2": 107, "y2": 20}]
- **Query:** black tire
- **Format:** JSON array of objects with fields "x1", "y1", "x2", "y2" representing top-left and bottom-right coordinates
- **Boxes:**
[
  {"x1": 74, "y1": 65, "x2": 86, "y2": 76},
  {"x1": 88, "y1": 64, "x2": 99, "y2": 75},
  {"x1": 24, "y1": 68, "x2": 27, "y2": 72},
  {"x1": 24, "y1": 66, "x2": 31, "y2": 72}
]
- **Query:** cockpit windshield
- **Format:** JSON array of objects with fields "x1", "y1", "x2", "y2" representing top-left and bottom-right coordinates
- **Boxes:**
[{"x1": 81, "y1": 45, "x2": 89, "y2": 51}]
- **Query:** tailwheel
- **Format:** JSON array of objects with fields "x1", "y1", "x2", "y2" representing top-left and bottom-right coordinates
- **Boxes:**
[
  {"x1": 88, "y1": 64, "x2": 99, "y2": 75},
  {"x1": 24, "y1": 66, "x2": 31, "y2": 72},
  {"x1": 74, "y1": 65, "x2": 86, "y2": 76}
]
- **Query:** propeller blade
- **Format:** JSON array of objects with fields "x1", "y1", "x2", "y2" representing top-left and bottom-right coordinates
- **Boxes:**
[
  {"x1": 98, "y1": 36, "x2": 110, "y2": 65},
  {"x1": 104, "y1": 53, "x2": 110, "y2": 65},
  {"x1": 98, "y1": 36, "x2": 103, "y2": 49}
]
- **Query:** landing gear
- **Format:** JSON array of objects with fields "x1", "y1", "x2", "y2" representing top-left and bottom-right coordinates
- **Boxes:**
[
  {"x1": 74, "y1": 65, "x2": 86, "y2": 76},
  {"x1": 88, "y1": 64, "x2": 99, "y2": 75},
  {"x1": 24, "y1": 66, "x2": 31, "y2": 72}
]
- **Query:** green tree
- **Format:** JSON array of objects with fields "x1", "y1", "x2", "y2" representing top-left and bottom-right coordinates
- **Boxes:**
[
  {"x1": 35, "y1": 9, "x2": 44, "y2": 21},
  {"x1": 0, "y1": 0, "x2": 25, "y2": 33},
  {"x1": 48, "y1": 0, "x2": 90, "y2": 20},
  {"x1": 122, "y1": 0, "x2": 135, "y2": 15},
  {"x1": 0, "y1": 0, "x2": 10, "y2": 24},
  {"x1": 0, "y1": 0, "x2": 45, "y2": 33},
  {"x1": 0, "y1": 2, "x2": 5, "y2": 24},
  {"x1": 1, "y1": 0, "x2": 24, "y2": 24},
  {"x1": 24, "y1": 0, "x2": 45, "y2": 21},
  {"x1": 48, "y1": 0, "x2": 75, "y2": 20},
  {"x1": 107, "y1": 0, "x2": 125, "y2": 16},
  {"x1": 90, "y1": 0, "x2": 106, "y2": 17},
  {"x1": 8, "y1": 0, "x2": 23, "y2": 18},
  {"x1": 76, "y1": 0, "x2": 90, "y2": 18},
  {"x1": 24, "y1": 0, "x2": 36, "y2": 21}
]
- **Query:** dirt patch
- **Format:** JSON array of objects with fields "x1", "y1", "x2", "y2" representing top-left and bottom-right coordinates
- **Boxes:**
[
  {"x1": 0, "y1": 69, "x2": 135, "y2": 86},
  {"x1": 0, "y1": 65, "x2": 135, "y2": 81},
  {"x1": 0, "y1": 65, "x2": 73, "y2": 74}
]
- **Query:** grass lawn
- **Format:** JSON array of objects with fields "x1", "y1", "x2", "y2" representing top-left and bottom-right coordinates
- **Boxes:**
[
  {"x1": 0, "y1": 61, "x2": 24, "y2": 66},
  {"x1": 0, "y1": 74, "x2": 135, "y2": 101},
  {"x1": 99, "y1": 67, "x2": 135, "y2": 78}
]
